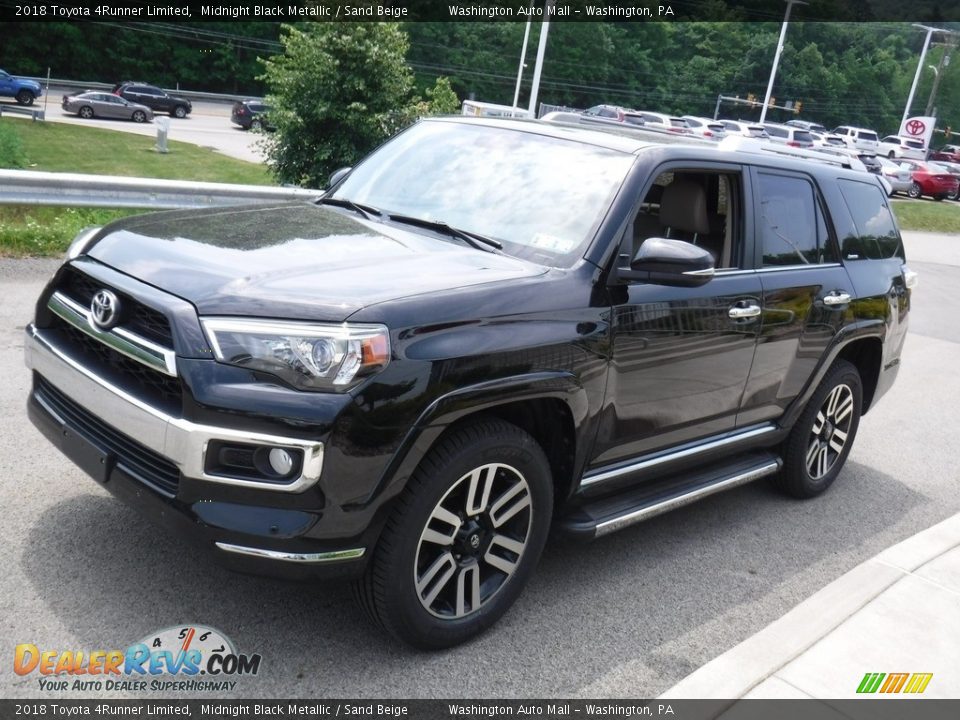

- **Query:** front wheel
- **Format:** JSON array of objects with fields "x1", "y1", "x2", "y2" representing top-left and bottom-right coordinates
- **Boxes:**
[
  {"x1": 15, "y1": 89, "x2": 35, "y2": 106},
  {"x1": 172, "y1": 105, "x2": 188, "y2": 119},
  {"x1": 907, "y1": 182, "x2": 922, "y2": 199},
  {"x1": 355, "y1": 418, "x2": 553, "y2": 649},
  {"x1": 773, "y1": 360, "x2": 862, "y2": 499}
]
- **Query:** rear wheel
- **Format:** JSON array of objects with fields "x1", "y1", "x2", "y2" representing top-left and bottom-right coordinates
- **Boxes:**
[
  {"x1": 131, "y1": 110, "x2": 146, "y2": 123},
  {"x1": 773, "y1": 360, "x2": 862, "y2": 499},
  {"x1": 15, "y1": 89, "x2": 35, "y2": 106},
  {"x1": 907, "y1": 182, "x2": 922, "y2": 199},
  {"x1": 355, "y1": 418, "x2": 552, "y2": 649},
  {"x1": 78, "y1": 106, "x2": 94, "y2": 119},
  {"x1": 250, "y1": 118, "x2": 263, "y2": 132}
]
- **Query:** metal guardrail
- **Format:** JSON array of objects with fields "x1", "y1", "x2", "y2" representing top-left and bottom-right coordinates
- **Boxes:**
[
  {"x1": 25, "y1": 77, "x2": 254, "y2": 104},
  {"x1": 0, "y1": 169, "x2": 320, "y2": 209},
  {"x1": 0, "y1": 104, "x2": 45, "y2": 121}
]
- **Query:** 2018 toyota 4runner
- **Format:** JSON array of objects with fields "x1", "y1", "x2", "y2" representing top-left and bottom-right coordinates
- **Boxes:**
[{"x1": 25, "y1": 118, "x2": 913, "y2": 648}]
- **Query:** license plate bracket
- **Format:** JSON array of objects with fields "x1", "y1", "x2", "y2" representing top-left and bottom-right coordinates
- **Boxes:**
[{"x1": 60, "y1": 426, "x2": 114, "y2": 485}]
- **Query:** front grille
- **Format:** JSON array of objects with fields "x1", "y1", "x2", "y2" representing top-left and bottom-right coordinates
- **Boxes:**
[
  {"x1": 60, "y1": 268, "x2": 174, "y2": 347},
  {"x1": 35, "y1": 376, "x2": 181, "y2": 497},
  {"x1": 52, "y1": 317, "x2": 182, "y2": 414}
]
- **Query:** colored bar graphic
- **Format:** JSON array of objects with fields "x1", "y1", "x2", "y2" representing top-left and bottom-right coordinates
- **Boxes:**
[
  {"x1": 857, "y1": 673, "x2": 885, "y2": 693},
  {"x1": 880, "y1": 673, "x2": 909, "y2": 693},
  {"x1": 904, "y1": 673, "x2": 934, "y2": 694}
]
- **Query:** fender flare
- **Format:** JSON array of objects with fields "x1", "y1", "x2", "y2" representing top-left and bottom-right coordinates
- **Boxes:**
[
  {"x1": 353, "y1": 370, "x2": 589, "y2": 511},
  {"x1": 779, "y1": 320, "x2": 885, "y2": 430}
]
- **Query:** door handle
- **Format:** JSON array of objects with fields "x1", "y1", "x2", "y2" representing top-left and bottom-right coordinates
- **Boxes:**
[
  {"x1": 728, "y1": 303, "x2": 761, "y2": 319},
  {"x1": 823, "y1": 291, "x2": 852, "y2": 306}
]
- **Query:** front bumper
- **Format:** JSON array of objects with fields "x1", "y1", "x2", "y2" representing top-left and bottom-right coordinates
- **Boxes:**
[{"x1": 25, "y1": 325, "x2": 367, "y2": 581}]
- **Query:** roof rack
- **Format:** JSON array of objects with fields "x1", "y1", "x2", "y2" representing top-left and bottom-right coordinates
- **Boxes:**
[{"x1": 717, "y1": 136, "x2": 859, "y2": 169}]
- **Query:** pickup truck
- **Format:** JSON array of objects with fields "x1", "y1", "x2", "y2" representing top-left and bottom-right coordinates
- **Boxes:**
[
  {"x1": 25, "y1": 117, "x2": 913, "y2": 649},
  {"x1": 0, "y1": 69, "x2": 42, "y2": 105}
]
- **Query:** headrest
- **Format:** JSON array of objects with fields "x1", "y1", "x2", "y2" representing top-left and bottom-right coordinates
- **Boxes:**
[{"x1": 659, "y1": 179, "x2": 710, "y2": 235}]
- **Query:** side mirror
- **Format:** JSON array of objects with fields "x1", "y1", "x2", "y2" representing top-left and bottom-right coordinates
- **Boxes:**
[
  {"x1": 617, "y1": 237, "x2": 715, "y2": 287},
  {"x1": 327, "y1": 166, "x2": 352, "y2": 189}
]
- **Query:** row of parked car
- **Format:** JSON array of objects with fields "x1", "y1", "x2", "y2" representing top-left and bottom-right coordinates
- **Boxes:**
[{"x1": 581, "y1": 105, "x2": 960, "y2": 201}]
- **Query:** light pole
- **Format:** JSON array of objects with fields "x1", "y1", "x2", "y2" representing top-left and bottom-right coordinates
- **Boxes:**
[
  {"x1": 527, "y1": 0, "x2": 556, "y2": 118},
  {"x1": 759, "y1": 0, "x2": 806, "y2": 124},
  {"x1": 512, "y1": 2, "x2": 535, "y2": 108},
  {"x1": 900, "y1": 25, "x2": 958, "y2": 126}
]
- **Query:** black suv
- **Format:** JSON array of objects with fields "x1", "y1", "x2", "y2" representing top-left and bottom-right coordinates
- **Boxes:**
[
  {"x1": 113, "y1": 82, "x2": 192, "y2": 118},
  {"x1": 25, "y1": 118, "x2": 912, "y2": 649},
  {"x1": 231, "y1": 99, "x2": 272, "y2": 131}
]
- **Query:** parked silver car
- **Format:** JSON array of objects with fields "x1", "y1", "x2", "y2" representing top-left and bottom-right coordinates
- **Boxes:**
[
  {"x1": 62, "y1": 92, "x2": 153, "y2": 123},
  {"x1": 876, "y1": 157, "x2": 913, "y2": 196}
]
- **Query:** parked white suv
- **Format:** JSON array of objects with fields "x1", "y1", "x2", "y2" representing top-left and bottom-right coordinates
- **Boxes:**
[
  {"x1": 718, "y1": 119, "x2": 768, "y2": 139},
  {"x1": 681, "y1": 116, "x2": 727, "y2": 140},
  {"x1": 877, "y1": 135, "x2": 925, "y2": 161},
  {"x1": 762, "y1": 123, "x2": 815, "y2": 148},
  {"x1": 830, "y1": 126, "x2": 880, "y2": 153},
  {"x1": 630, "y1": 111, "x2": 692, "y2": 134}
]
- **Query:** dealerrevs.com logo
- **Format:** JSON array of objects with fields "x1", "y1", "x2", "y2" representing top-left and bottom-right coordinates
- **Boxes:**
[{"x1": 14, "y1": 625, "x2": 262, "y2": 692}]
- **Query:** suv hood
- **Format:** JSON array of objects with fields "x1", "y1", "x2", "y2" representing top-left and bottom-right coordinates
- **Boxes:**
[{"x1": 86, "y1": 203, "x2": 549, "y2": 322}]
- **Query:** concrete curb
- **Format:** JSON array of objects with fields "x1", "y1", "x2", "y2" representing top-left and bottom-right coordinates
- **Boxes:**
[{"x1": 659, "y1": 512, "x2": 960, "y2": 699}]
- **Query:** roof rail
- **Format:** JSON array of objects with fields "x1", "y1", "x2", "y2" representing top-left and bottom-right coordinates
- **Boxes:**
[{"x1": 717, "y1": 136, "x2": 858, "y2": 169}]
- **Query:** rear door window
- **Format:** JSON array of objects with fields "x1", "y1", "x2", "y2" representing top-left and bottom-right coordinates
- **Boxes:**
[
  {"x1": 836, "y1": 179, "x2": 903, "y2": 260},
  {"x1": 757, "y1": 172, "x2": 837, "y2": 266},
  {"x1": 794, "y1": 131, "x2": 814, "y2": 144}
]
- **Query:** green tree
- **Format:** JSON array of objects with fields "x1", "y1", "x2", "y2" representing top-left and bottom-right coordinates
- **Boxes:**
[{"x1": 260, "y1": 22, "x2": 415, "y2": 187}]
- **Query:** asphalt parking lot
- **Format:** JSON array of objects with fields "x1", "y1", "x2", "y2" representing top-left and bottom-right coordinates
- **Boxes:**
[
  {"x1": 1, "y1": 231, "x2": 958, "y2": 699},
  {"x1": 1, "y1": 87, "x2": 264, "y2": 163}
]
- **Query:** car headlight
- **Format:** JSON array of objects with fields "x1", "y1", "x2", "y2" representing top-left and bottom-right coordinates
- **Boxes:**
[
  {"x1": 65, "y1": 226, "x2": 102, "y2": 260},
  {"x1": 200, "y1": 318, "x2": 390, "y2": 392}
]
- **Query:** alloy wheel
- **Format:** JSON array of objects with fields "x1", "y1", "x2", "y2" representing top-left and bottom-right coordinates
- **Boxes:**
[
  {"x1": 806, "y1": 384, "x2": 854, "y2": 480},
  {"x1": 414, "y1": 463, "x2": 532, "y2": 619}
]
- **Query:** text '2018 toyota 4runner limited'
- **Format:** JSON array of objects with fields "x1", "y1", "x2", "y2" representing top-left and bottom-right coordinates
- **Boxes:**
[{"x1": 25, "y1": 118, "x2": 913, "y2": 648}]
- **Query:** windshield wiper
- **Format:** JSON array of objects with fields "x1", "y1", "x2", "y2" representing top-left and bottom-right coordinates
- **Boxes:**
[
  {"x1": 385, "y1": 213, "x2": 503, "y2": 252},
  {"x1": 315, "y1": 196, "x2": 383, "y2": 221}
]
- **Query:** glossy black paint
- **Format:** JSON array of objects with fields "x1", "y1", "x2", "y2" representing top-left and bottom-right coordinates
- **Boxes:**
[{"x1": 27, "y1": 120, "x2": 910, "y2": 579}]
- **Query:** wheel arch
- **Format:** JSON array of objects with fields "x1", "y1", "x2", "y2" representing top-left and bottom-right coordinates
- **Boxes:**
[
  {"x1": 780, "y1": 325, "x2": 885, "y2": 430},
  {"x1": 360, "y1": 372, "x2": 590, "y2": 519}
]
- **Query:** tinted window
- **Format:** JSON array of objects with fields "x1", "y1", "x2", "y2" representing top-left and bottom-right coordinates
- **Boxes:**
[
  {"x1": 684, "y1": 118, "x2": 703, "y2": 128},
  {"x1": 765, "y1": 125, "x2": 787, "y2": 138},
  {"x1": 640, "y1": 114, "x2": 661, "y2": 123},
  {"x1": 599, "y1": 108, "x2": 617, "y2": 118},
  {"x1": 794, "y1": 131, "x2": 814, "y2": 143},
  {"x1": 836, "y1": 179, "x2": 903, "y2": 260},
  {"x1": 758, "y1": 173, "x2": 833, "y2": 266},
  {"x1": 669, "y1": 119, "x2": 687, "y2": 128},
  {"x1": 747, "y1": 127, "x2": 767, "y2": 138},
  {"x1": 905, "y1": 139, "x2": 924, "y2": 149},
  {"x1": 858, "y1": 131, "x2": 878, "y2": 141}
]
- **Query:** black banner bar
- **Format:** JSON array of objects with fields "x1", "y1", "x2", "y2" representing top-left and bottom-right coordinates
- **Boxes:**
[{"x1": 1, "y1": 0, "x2": 959, "y2": 23}]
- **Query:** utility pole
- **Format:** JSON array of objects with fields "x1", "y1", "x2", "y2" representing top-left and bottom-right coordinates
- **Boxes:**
[
  {"x1": 759, "y1": 0, "x2": 806, "y2": 124},
  {"x1": 901, "y1": 25, "x2": 957, "y2": 126},
  {"x1": 527, "y1": 0, "x2": 555, "y2": 119},
  {"x1": 925, "y1": 41, "x2": 955, "y2": 117}
]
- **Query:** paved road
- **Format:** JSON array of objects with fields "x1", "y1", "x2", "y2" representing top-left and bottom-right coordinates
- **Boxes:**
[
  {"x1": 1, "y1": 231, "x2": 958, "y2": 699},
  {"x1": 1, "y1": 86, "x2": 264, "y2": 163}
]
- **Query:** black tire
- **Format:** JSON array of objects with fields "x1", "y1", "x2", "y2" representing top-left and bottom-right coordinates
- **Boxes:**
[
  {"x1": 250, "y1": 118, "x2": 262, "y2": 132},
  {"x1": 131, "y1": 110, "x2": 146, "y2": 123},
  {"x1": 933, "y1": 195, "x2": 945, "y2": 202},
  {"x1": 172, "y1": 105, "x2": 188, "y2": 119},
  {"x1": 888, "y1": 151, "x2": 896, "y2": 159},
  {"x1": 15, "y1": 89, "x2": 35, "y2": 106},
  {"x1": 773, "y1": 360, "x2": 862, "y2": 499},
  {"x1": 355, "y1": 418, "x2": 553, "y2": 649},
  {"x1": 907, "y1": 182, "x2": 922, "y2": 199},
  {"x1": 78, "y1": 106, "x2": 94, "y2": 119}
]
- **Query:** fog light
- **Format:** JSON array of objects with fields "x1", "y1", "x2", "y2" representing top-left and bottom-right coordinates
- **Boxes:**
[{"x1": 268, "y1": 448, "x2": 295, "y2": 476}]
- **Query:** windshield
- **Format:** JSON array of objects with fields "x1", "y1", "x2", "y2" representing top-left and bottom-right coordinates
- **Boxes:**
[{"x1": 333, "y1": 121, "x2": 636, "y2": 267}]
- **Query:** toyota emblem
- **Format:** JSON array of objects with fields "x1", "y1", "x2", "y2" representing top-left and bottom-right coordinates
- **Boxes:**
[
  {"x1": 905, "y1": 119, "x2": 926, "y2": 136},
  {"x1": 90, "y1": 289, "x2": 120, "y2": 330}
]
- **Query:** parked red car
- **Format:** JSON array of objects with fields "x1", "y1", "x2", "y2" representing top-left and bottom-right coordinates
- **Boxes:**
[
  {"x1": 928, "y1": 144, "x2": 960, "y2": 163},
  {"x1": 899, "y1": 159, "x2": 960, "y2": 200}
]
